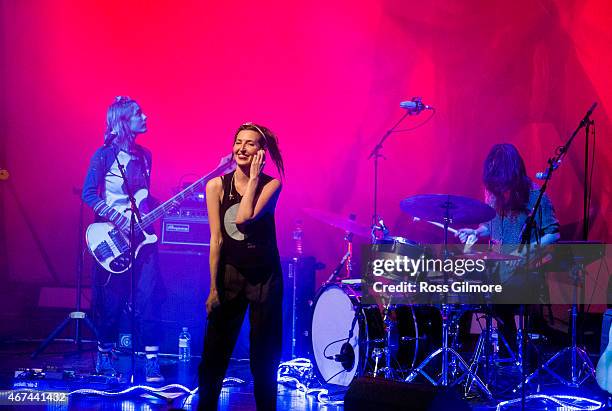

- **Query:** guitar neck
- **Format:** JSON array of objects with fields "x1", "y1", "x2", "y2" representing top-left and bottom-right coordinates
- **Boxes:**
[{"x1": 139, "y1": 168, "x2": 225, "y2": 230}]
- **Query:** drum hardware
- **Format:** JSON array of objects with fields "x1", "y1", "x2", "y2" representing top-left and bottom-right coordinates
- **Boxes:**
[
  {"x1": 464, "y1": 308, "x2": 518, "y2": 397},
  {"x1": 325, "y1": 230, "x2": 354, "y2": 284},
  {"x1": 405, "y1": 305, "x2": 492, "y2": 399},
  {"x1": 400, "y1": 194, "x2": 494, "y2": 398},
  {"x1": 372, "y1": 302, "x2": 400, "y2": 380}
]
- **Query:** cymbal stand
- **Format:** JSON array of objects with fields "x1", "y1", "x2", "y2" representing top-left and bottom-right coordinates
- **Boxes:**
[
  {"x1": 372, "y1": 302, "x2": 399, "y2": 380},
  {"x1": 325, "y1": 230, "x2": 354, "y2": 284},
  {"x1": 406, "y1": 305, "x2": 492, "y2": 398},
  {"x1": 406, "y1": 201, "x2": 492, "y2": 398},
  {"x1": 464, "y1": 310, "x2": 518, "y2": 396}
]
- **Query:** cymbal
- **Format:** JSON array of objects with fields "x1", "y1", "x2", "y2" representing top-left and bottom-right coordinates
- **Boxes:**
[
  {"x1": 457, "y1": 251, "x2": 522, "y2": 261},
  {"x1": 400, "y1": 194, "x2": 495, "y2": 225},
  {"x1": 302, "y1": 208, "x2": 371, "y2": 238}
]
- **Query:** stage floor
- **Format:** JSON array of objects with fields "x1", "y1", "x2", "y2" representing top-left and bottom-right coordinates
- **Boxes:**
[{"x1": 0, "y1": 341, "x2": 608, "y2": 410}]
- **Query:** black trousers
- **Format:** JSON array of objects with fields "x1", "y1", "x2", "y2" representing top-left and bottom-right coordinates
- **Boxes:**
[
  {"x1": 92, "y1": 244, "x2": 165, "y2": 348},
  {"x1": 198, "y1": 264, "x2": 283, "y2": 411}
]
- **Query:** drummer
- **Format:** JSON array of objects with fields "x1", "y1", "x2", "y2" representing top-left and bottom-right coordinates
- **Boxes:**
[
  {"x1": 456, "y1": 143, "x2": 560, "y2": 264},
  {"x1": 456, "y1": 143, "x2": 560, "y2": 351}
]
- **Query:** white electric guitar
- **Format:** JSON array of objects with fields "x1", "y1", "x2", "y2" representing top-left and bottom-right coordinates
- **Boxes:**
[
  {"x1": 596, "y1": 325, "x2": 612, "y2": 393},
  {"x1": 86, "y1": 154, "x2": 235, "y2": 274}
]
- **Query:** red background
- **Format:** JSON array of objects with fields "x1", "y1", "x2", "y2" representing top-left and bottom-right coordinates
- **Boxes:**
[{"x1": 1, "y1": 1, "x2": 610, "y2": 291}]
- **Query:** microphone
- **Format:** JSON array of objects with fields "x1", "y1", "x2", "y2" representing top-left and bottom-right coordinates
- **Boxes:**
[
  {"x1": 377, "y1": 218, "x2": 390, "y2": 236},
  {"x1": 333, "y1": 342, "x2": 355, "y2": 371},
  {"x1": 585, "y1": 101, "x2": 597, "y2": 118},
  {"x1": 400, "y1": 97, "x2": 433, "y2": 114},
  {"x1": 535, "y1": 159, "x2": 561, "y2": 180}
]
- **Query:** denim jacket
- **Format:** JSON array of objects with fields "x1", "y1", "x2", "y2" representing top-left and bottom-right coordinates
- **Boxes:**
[{"x1": 81, "y1": 144, "x2": 152, "y2": 222}]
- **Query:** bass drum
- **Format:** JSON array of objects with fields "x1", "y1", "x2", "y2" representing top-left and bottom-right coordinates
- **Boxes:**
[{"x1": 311, "y1": 283, "x2": 431, "y2": 386}]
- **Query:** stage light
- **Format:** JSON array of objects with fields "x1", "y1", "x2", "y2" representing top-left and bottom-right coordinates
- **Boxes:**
[
  {"x1": 496, "y1": 394, "x2": 604, "y2": 411},
  {"x1": 277, "y1": 357, "x2": 345, "y2": 406}
]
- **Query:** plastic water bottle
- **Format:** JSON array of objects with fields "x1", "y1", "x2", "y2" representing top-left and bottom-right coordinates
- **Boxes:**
[
  {"x1": 178, "y1": 327, "x2": 191, "y2": 362},
  {"x1": 293, "y1": 219, "x2": 304, "y2": 257},
  {"x1": 491, "y1": 329, "x2": 499, "y2": 354}
]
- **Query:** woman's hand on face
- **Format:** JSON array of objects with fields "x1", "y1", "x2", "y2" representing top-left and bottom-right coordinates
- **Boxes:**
[{"x1": 250, "y1": 149, "x2": 266, "y2": 179}]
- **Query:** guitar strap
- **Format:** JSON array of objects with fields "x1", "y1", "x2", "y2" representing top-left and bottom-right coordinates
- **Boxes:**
[{"x1": 135, "y1": 145, "x2": 151, "y2": 190}]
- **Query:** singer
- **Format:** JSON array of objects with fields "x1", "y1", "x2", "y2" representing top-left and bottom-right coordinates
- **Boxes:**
[
  {"x1": 456, "y1": 143, "x2": 560, "y2": 351},
  {"x1": 198, "y1": 122, "x2": 284, "y2": 411}
]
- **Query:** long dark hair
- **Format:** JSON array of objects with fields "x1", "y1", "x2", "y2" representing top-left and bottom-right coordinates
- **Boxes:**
[
  {"x1": 235, "y1": 122, "x2": 285, "y2": 178},
  {"x1": 482, "y1": 143, "x2": 531, "y2": 214}
]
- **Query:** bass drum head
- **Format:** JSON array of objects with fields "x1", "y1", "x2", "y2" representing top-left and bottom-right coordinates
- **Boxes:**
[{"x1": 311, "y1": 285, "x2": 361, "y2": 386}]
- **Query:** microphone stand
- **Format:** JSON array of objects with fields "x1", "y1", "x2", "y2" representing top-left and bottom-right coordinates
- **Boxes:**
[
  {"x1": 368, "y1": 111, "x2": 410, "y2": 226},
  {"x1": 113, "y1": 150, "x2": 143, "y2": 384},
  {"x1": 31, "y1": 190, "x2": 99, "y2": 358},
  {"x1": 514, "y1": 103, "x2": 597, "y2": 407}
]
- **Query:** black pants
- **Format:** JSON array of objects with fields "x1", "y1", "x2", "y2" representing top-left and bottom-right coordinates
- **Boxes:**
[
  {"x1": 198, "y1": 264, "x2": 283, "y2": 411},
  {"x1": 92, "y1": 244, "x2": 164, "y2": 348}
]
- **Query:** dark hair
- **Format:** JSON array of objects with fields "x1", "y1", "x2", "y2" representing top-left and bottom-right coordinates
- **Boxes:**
[
  {"x1": 482, "y1": 143, "x2": 531, "y2": 213},
  {"x1": 235, "y1": 122, "x2": 285, "y2": 178}
]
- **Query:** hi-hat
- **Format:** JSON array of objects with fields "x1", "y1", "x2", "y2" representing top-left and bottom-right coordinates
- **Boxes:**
[{"x1": 456, "y1": 251, "x2": 522, "y2": 261}]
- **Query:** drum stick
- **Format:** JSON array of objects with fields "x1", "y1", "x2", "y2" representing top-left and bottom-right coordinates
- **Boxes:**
[
  {"x1": 412, "y1": 217, "x2": 476, "y2": 249},
  {"x1": 412, "y1": 217, "x2": 458, "y2": 234}
]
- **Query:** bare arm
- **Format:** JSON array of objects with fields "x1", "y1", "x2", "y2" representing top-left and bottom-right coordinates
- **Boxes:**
[
  {"x1": 205, "y1": 177, "x2": 223, "y2": 314},
  {"x1": 235, "y1": 150, "x2": 282, "y2": 224},
  {"x1": 456, "y1": 224, "x2": 490, "y2": 243},
  {"x1": 235, "y1": 178, "x2": 281, "y2": 224},
  {"x1": 535, "y1": 232, "x2": 560, "y2": 246}
]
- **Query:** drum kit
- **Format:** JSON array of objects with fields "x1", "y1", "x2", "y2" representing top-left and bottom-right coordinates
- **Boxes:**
[
  {"x1": 305, "y1": 194, "x2": 539, "y2": 399},
  {"x1": 300, "y1": 102, "x2": 605, "y2": 406}
]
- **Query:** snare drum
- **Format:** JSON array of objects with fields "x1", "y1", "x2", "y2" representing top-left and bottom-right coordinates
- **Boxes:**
[{"x1": 371, "y1": 236, "x2": 426, "y2": 259}]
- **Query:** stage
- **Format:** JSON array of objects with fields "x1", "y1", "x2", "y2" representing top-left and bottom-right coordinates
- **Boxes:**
[{"x1": 1, "y1": 1, "x2": 611, "y2": 410}]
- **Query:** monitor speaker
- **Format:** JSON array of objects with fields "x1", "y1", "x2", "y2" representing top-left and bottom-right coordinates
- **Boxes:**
[{"x1": 345, "y1": 377, "x2": 470, "y2": 411}]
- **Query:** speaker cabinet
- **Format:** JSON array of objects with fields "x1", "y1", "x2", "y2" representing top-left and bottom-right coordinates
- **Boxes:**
[
  {"x1": 151, "y1": 250, "x2": 316, "y2": 359},
  {"x1": 157, "y1": 248, "x2": 209, "y2": 355},
  {"x1": 345, "y1": 378, "x2": 470, "y2": 411},
  {"x1": 282, "y1": 256, "x2": 316, "y2": 360}
]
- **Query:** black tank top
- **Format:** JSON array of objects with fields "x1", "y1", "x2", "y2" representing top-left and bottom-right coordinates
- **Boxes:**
[{"x1": 219, "y1": 171, "x2": 281, "y2": 281}]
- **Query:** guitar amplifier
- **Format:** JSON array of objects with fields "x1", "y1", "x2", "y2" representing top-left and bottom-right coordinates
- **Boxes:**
[{"x1": 161, "y1": 208, "x2": 210, "y2": 246}]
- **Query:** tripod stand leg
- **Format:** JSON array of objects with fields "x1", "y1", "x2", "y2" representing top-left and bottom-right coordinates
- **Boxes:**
[
  {"x1": 71, "y1": 315, "x2": 99, "y2": 354},
  {"x1": 31, "y1": 315, "x2": 72, "y2": 359},
  {"x1": 83, "y1": 316, "x2": 99, "y2": 342},
  {"x1": 465, "y1": 331, "x2": 485, "y2": 395},
  {"x1": 406, "y1": 348, "x2": 443, "y2": 383},
  {"x1": 447, "y1": 348, "x2": 492, "y2": 399}
]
